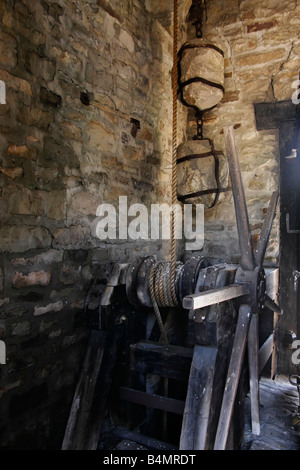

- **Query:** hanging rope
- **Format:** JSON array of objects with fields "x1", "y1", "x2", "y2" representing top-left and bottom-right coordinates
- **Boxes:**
[{"x1": 170, "y1": 0, "x2": 179, "y2": 306}]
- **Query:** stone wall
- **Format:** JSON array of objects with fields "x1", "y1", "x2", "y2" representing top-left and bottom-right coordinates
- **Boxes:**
[
  {"x1": 1, "y1": 0, "x2": 299, "y2": 449},
  {"x1": 0, "y1": 0, "x2": 185, "y2": 449},
  {"x1": 183, "y1": 0, "x2": 300, "y2": 266}
]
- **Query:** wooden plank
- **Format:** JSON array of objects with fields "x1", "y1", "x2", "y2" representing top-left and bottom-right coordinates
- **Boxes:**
[
  {"x1": 100, "y1": 263, "x2": 128, "y2": 306},
  {"x1": 254, "y1": 100, "x2": 296, "y2": 130},
  {"x1": 61, "y1": 329, "x2": 106, "y2": 450},
  {"x1": 83, "y1": 316, "x2": 127, "y2": 449},
  {"x1": 130, "y1": 341, "x2": 193, "y2": 381},
  {"x1": 183, "y1": 283, "x2": 249, "y2": 310},
  {"x1": 224, "y1": 125, "x2": 256, "y2": 272},
  {"x1": 247, "y1": 314, "x2": 260, "y2": 435},
  {"x1": 264, "y1": 295, "x2": 282, "y2": 315},
  {"x1": 119, "y1": 387, "x2": 185, "y2": 415},
  {"x1": 254, "y1": 192, "x2": 279, "y2": 266},
  {"x1": 265, "y1": 268, "x2": 279, "y2": 299},
  {"x1": 179, "y1": 342, "x2": 231, "y2": 450},
  {"x1": 259, "y1": 333, "x2": 274, "y2": 373},
  {"x1": 264, "y1": 268, "x2": 279, "y2": 378},
  {"x1": 214, "y1": 304, "x2": 252, "y2": 450}
]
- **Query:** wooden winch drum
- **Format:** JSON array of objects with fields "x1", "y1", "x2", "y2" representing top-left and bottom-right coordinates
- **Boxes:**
[
  {"x1": 178, "y1": 38, "x2": 225, "y2": 111},
  {"x1": 176, "y1": 138, "x2": 229, "y2": 208}
]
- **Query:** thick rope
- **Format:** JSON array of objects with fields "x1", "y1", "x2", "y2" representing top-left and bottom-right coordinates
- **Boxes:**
[
  {"x1": 149, "y1": 263, "x2": 169, "y2": 344},
  {"x1": 170, "y1": 0, "x2": 179, "y2": 306},
  {"x1": 148, "y1": 0, "x2": 179, "y2": 440}
]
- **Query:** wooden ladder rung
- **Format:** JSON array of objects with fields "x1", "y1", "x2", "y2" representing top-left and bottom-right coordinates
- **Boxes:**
[{"x1": 119, "y1": 386, "x2": 185, "y2": 415}]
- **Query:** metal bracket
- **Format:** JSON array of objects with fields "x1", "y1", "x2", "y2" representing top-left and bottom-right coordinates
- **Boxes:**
[{"x1": 286, "y1": 213, "x2": 300, "y2": 234}]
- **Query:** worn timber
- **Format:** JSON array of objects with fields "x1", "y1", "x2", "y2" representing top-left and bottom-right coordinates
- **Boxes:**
[
  {"x1": 61, "y1": 329, "x2": 107, "y2": 450},
  {"x1": 130, "y1": 341, "x2": 193, "y2": 382}
]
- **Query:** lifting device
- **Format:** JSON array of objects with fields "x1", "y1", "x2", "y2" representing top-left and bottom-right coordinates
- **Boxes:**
[{"x1": 62, "y1": 126, "x2": 281, "y2": 451}]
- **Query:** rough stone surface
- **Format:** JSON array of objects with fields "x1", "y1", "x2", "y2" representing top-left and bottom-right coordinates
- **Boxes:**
[
  {"x1": 0, "y1": 227, "x2": 52, "y2": 253},
  {"x1": 0, "y1": 0, "x2": 179, "y2": 450},
  {"x1": 179, "y1": 38, "x2": 225, "y2": 111},
  {"x1": 0, "y1": 0, "x2": 298, "y2": 450},
  {"x1": 12, "y1": 271, "x2": 51, "y2": 289}
]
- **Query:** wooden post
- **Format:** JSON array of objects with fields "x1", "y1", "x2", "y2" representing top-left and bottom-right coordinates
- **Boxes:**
[
  {"x1": 214, "y1": 304, "x2": 252, "y2": 450},
  {"x1": 61, "y1": 330, "x2": 106, "y2": 450},
  {"x1": 248, "y1": 313, "x2": 260, "y2": 435}
]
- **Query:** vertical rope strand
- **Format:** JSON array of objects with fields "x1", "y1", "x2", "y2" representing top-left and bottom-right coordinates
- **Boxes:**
[
  {"x1": 170, "y1": 0, "x2": 179, "y2": 305},
  {"x1": 162, "y1": 0, "x2": 179, "y2": 439}
]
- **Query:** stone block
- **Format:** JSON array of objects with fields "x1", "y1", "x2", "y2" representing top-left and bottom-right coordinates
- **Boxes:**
[
  {"x1": 68, "y1": 190, "x2": 101, "y2": 217},
  {"x1": 247, "y1": 20, "x2": 278, "y2": 33},
  {"x1": 34, "y1": 300, "x2": 63, "y2": 316},
  {"x1": 29, "y1": 53, "x2": 56, "y2": 81},
  {"x1": 8, "y1": 188, "x2": 42, "y2": 217},
  {"x1": 59, "y1": 265, "x2": 79, "y2": 285},
  {"x1": 42, "y1": 136, "x2": 80, "y2": 169},
  {"x1": 11, "y1": 249, "x2": 63, "y2": 266},
  {"x1": 119, "y1": 29, "x2": 135, "y2": 53},
  {"x1": 234, "y1": 48, "x2": 287, "y2": 68},
  {"x1": 179, "y1": 38, "x2": 225, "y2": 111},
  {"x1": 50, "y1": 45, "x2": 82, "y2": 76},
  {"x1": 53, "y1": 225, "x2": 91, "y2": 248},
  {"x1": 0, "y1": 226, "x2": 52, "y2": 253},
  {"x1": 11, "y1": 321, "x2": 31, "y2": 336},
  {"x1": 41, "y1": 190, "x2": 66, "y2": 220},
  {"x1": 86, "y1": 120, "x2": 119, "y2": 155},
  {"x1": 0, "y1": 70, "x2": 32, "y2": 96},
  {"x1": 60, "y1": 121, "x2": 82, "y2": 142},
  {"x1": 13, "y1": 271, "x2": 51, "y2": 289},
  {"x1": 17, "y1": 106, "x2": 54, "y2": 130},
  {"x1": 0, "y1": 167, "x2": 23, "y2": 179},
  {"x1": 0, "y1": 31, "x2": 17, "y2": 68}
]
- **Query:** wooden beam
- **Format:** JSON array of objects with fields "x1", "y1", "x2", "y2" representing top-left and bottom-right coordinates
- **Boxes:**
[
  {"x1": 214, "y1": 304, "x2": 252, "y2": 450},
  {"x1": 119, "y1": 387, "x2": 185, "y2": 415},
  {"x1": 180, "y1": 345, "x2": 217, "y2": 450},
  {"x1": 248, "y1": 314, "x2": 260, "y2": 435},
  {"x1": 61, "y1": 330, "x2": 107, "y2": 450},
  {"x1": 254, "y1": 100, "x2": 296, "y2": 130},
  {"x1": 259, "y1": 333, "x2": 274, "y2": 373},
  {"x1": 130, "y1": 341, "x2": 193, "y2": 381},
  {"x1": 83, "y1": 316, "x2": 127, "y2": 449},
  {"x1": 182, "y1": 283, "x2": 250, "y2": 310}
]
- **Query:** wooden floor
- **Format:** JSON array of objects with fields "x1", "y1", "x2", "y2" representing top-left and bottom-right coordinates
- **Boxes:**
[
  {"x1": 99, "y1": 375, "x2": 300, "y2": 451},
  {"x1": 242, "y1": 375, "x2": 300, "y2": 450}
]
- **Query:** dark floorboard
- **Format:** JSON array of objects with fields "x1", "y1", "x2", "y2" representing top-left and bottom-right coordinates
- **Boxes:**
[
  {"x1": 242, "y1": 375, "x2": 300, "y2": 450},
  {"x1": 100, "y1": 375, "x2": 300, "y2": 451}
]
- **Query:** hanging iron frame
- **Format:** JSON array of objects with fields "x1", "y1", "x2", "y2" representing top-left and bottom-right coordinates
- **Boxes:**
[{"x1": 176, "y1": 137, "x2": 230, "y2": 208}]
